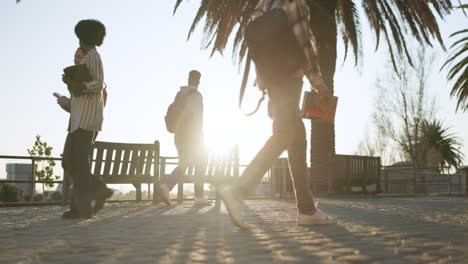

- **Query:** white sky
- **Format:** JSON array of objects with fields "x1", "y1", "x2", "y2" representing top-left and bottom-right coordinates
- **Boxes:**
[{"x1": 1, "y1": 0, "x2": 467, "y2": 182}]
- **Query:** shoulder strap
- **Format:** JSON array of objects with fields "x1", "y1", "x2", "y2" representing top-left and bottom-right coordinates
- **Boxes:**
[{"x1": 238, "y1": 51, "x2": 266, "y2": 116}]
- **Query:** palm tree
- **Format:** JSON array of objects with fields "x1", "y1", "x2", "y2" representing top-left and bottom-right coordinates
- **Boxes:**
[
  {"x1": 173, "y1": 0, "x2": 455, "y2": 179},
  {"x1": 418, "y1": 119, "x2": 463, "y2": 170},
  {"x1": 442, "y1": 4, "x2": 468, "y2": 112}
]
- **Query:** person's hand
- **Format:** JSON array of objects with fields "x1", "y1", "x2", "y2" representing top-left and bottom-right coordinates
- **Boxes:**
[
  {"x1": 57, "y1": 96, "x2": 68, "y2": 107},
  {"x1": 311, "y1": 79, "x2": 332, "y2": 103},
  {"x1": 62, "y1": 74, "x2": 73, "y2": 85},
  {"x1": 103, "y1": 88, "x2": 108, "y2": 106}
]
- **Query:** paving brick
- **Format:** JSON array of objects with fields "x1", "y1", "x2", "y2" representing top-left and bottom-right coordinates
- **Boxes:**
[{"x1": 0, "y1": 197, "x2": 467, "y2": 263}]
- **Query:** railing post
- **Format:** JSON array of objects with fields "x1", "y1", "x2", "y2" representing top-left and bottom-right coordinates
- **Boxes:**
[
  {"x1": 447, "y1": 171, "x2": 451, "y2": 195},
  {"x1": 412, "y1": 166, "x2": 417, "y2": 194},
  {"x1": 384, "y1": 168, "x2": 388, "y2": 193},
  {"x1": 376, "y1": 158, "x2": 381, "y2": 193},
  {"x1": 30, "y1": 158, "x2": 36, "y2": 202},
  {"x1": 459, "y1": 173, "x2": 462, "y2": 194},
  {"x1": 464, "y1": 166, "x2": 468, "y2": 195}
]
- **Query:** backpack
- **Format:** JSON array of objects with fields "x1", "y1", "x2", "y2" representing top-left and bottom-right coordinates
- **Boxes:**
[
  {"x1": 239, "y1": 1, "x2": 305, "y2": 115},
  {"x1": 165, "y1": 90, "x2": 195, "y2": 134}
]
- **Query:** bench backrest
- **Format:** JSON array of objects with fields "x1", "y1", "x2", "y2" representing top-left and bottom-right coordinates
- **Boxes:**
[
  {"x1": 334, "y1": 154, "x2": 381, "y2": 185},
  {"x1": 91, "y1": 141, "x2": 160, "y2": 180},
  {"x1": 204, "y1": 146, "x2": 239, "y2": 178},
  {"x1": 182, "y1": 145, "x2": 239, "y2": 179}
]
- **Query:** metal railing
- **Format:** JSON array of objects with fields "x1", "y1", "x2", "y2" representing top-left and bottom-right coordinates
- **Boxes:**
[
  {"x1": 0, "y1": 154, "x2": 258, "y2": 205},
  {"x1": 0, "y1": 155, "x2": 66, "y2": 203},
  {"x1": 381, "y1": 165, "x2": 467, "y2": 194}
]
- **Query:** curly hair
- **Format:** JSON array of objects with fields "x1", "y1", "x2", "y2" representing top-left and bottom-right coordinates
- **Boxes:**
[{"x1": 74, "y1": 19, "x2": 106, "y2": 46}]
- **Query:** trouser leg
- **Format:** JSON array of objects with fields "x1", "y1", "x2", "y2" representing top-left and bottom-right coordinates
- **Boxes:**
[
  {"x1": 62, "y1": 133, "x2": 78, "y2": 213},
  {"x1": 286, "y1": 119, "x2": 316, "y2": 213},
  {"x1": 69, "y1": 129, "x2": 94, "y2": 218},
  {"x1": 194, "y1": 149, "x2": 207, "y2": 198},
  {"x1": 88, "y1": 132, "x2": 107, "y2": 195},
  {"x1": 234, "y1": 133, "x2": 286, "y2": 198},
  {"x1": 166, "y1": 164, "x2": 187, "y2": 191}
]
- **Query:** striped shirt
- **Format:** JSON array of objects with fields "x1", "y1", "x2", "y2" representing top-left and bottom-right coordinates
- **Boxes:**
[
  {"x1": 253, "y1": 0, "x2": 323, "y2": 86},
  {"x1": 69, "y1": 48, "x2": 105, "y2": 132}
]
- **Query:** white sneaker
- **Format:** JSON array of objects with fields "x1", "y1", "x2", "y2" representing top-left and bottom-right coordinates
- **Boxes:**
[
  {"x1": 297, "y1": 203, "x2": 333, "y2": 225},
  {"x1": 194, "y1": 196, "x2": 212, "y2": 206},
  {"x1": 159, "y1": 184, "x2": 172, "y2": 206},
  {"x1": 219, "y1": 187, "x2": 247, "y2": 229}
]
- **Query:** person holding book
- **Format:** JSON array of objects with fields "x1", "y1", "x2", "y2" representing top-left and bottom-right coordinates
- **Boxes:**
[{"x1": 58, "y1": 19, "x2": 112, "y2": 219}]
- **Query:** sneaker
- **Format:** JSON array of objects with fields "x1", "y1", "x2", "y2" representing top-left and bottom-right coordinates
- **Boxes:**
[
  {"x1": 194, "y1": 196, "x2": 212, "y2": 206},
  {"x1": 159, "y1": 184, "x2": 172, "y2": 206},
  {"x1": 219, "y1": 187, "x2": 247, "y2": 229},
  {"x1": 297, "y1": 203, "x2": 333, "y2": 225}
]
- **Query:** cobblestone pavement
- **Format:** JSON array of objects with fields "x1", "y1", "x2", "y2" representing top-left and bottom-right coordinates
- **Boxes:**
[{"x1": 0, "y1": 197, "x2": 467, "y2": 263}]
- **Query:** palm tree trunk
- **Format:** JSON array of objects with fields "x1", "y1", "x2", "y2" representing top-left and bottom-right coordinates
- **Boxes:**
[{"x1": 308, "y1": 0, "x2": 337, "y2": 193}]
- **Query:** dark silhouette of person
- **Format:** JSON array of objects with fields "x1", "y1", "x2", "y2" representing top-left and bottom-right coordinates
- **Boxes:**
[
  {"x1": 220, "y1": 0, "x2": 334, "y2": 228},
  {"x1": 159, "y1": 70, "x2": 210, "y2": 206},
  {"x1": 60, "y1": 19, "x2": 113, "y2": 219}
]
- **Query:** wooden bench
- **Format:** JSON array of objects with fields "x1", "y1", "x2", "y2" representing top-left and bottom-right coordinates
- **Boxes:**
[
  {"x1": 91, "y1": 141, "x2": 160, "y2": 202},
  {"x1": 331, "y1": 154, "x2": 381, "y2": 193},
  {"x1": 160, "y1": 146, "x2": 239, "y2": 203},
  {"x1": 309, "y1": 154, "x2": 381, "y2": 194}
]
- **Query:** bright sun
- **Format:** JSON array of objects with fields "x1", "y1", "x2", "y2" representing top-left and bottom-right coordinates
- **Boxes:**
[{"x1": 203, "y1": 104, "x2": 272, "y2": 164}]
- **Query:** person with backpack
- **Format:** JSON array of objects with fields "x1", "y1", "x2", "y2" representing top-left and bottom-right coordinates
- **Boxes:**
[
  {"x1": 220, "y1": 0, "x2": 334, "y2": 228},
  {"x1": 160, "y1": 70, "x2": 210, "y2": 206}
]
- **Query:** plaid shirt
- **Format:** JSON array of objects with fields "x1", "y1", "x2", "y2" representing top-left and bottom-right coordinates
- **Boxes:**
[{"x1": 253, "y1": 0, "x2": 323, "y2": 87}]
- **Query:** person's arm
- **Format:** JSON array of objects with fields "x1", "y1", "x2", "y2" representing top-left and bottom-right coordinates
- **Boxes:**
[
  {"x1": 82, "y1": 53, "x2": 104, "y2": 93},
  {"x1": 292, "y1": 0, "x2": 330, "y2": 95},
  {"x1": 183, "y1": 92, "x2": 204, "y2": 134}
]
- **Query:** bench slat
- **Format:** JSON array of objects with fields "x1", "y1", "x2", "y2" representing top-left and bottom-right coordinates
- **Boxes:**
[
  {"x1": 102, "y1": 148, "x2": 113, "y2": 177},
  {"x1": 112, "y1": 149, "x2": 123, "y2": 176},
  {"x1": 120, "y1": 149, "x2": 131, "y2": 177},
  {"x1": 144, "y1": 149, "x2": 154, "y2": 177},
  {"x1": 93, "y1": 148, "x2": 104, "y2": 176},
  {"x1": 128, "y1": 150, "x2": 139, "y2": 176}
]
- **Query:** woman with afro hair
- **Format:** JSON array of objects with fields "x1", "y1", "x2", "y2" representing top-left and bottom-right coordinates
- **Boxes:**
[{"x1": 61, "y1": 19, "x2": 113, "y2": 219}]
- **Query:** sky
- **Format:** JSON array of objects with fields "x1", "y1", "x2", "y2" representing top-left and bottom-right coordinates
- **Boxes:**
[{"x1": 1, "y1": 0, "x2": 467, "y2": 182}]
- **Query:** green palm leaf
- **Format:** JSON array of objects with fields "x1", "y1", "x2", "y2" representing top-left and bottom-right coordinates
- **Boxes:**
[
  {"x1": 175, "y1": 0, "x2": 452, "y2": 70},
  {"x1": 442, "y1": 28, "x2": 468, "y2": 112},
  {"x1": 420, "y1": 119, "x2": 463, "y2": 169}
]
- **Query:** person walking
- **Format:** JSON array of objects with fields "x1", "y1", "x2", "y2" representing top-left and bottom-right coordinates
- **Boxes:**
[
  {"x1": 60, "y1": 19, "x2": 113, "y2": 219},
  {"x1": 220, "y1": 0, "x2": 334, "y2": 228},
  {"x1": 160, "y1": 70, "x2": 210, "y2": 206}
]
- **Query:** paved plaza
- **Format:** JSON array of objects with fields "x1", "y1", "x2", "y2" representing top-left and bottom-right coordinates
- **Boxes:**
[{"x1": 0, "y1": 197, "x2": 467, "y2": 263}]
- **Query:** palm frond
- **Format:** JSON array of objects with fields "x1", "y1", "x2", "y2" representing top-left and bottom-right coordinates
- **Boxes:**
[
  {"x1": 173, "y1": 0, "x2": 184, "y2": 15},
  {"x1": 174, "y1": 0, "x2": 453, "y2": 69},
  {"x1": 336, "y1": 0, "x2": 362, "y2": 65},
  {"x1": 420, "y1": 119, "x2": 464, "y2": 169},
  {"x1": 442, "y1": 28, "x2": 468, "y2": 112}
]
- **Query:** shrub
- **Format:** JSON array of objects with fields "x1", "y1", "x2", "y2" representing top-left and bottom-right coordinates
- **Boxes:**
[{"x1": 0, "y1": 183, "x2": 24, "y2": 202}]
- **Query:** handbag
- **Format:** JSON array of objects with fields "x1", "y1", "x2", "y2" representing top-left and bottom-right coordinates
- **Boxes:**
[{"x1": 301, "y1": 91, "x2": 338, "y2": 123}]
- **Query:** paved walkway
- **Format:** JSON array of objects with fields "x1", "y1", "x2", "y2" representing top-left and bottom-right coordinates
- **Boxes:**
[{"x1": 0, "y1": 197, "x2": 467, "y2": 263}]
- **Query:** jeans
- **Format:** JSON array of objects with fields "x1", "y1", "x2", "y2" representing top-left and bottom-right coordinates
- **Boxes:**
[
  {"x1": 62, "y1": 129, "x2": 107, "y2": 216},
  {"x1": 234, "y1": 78, "x2": 316, "y2": 213},
  {"x1": 165, "y1": 140, "x2": 207, "y2": 198}
]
